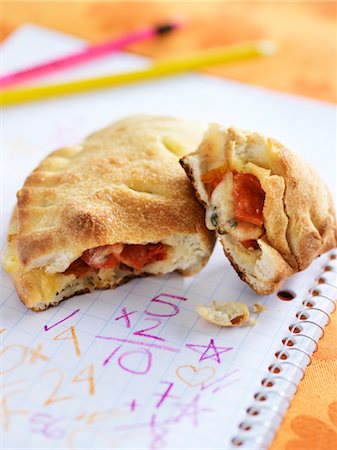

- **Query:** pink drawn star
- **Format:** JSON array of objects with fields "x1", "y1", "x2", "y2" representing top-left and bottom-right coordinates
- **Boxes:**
[{"x1": 185, "y1": 338, "x2": 233, "y2": 364}]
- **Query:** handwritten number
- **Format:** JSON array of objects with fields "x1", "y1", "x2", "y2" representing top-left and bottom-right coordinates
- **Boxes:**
[
  {"x1": 118, "y1": 348, "x2": 152, "y2": 375},
  {"x1": 133, "y1": 318, "x2": 164, "y2": 341},
  {"x1": 145, "y1": 293, "x2": 187, "y2": 317},
  {"x1": 30, "y1": 412, "x2": 66, "y2": 439},
  {"x1": 53, "y1": 326, "x2": 81, "y2": 357},
  {"x1": 72, "y1": 364, "x2": 95, "y2": 396},
  {"x1": 41, "y1": 369, "x2": 73, "y2": 406},
  {"x1": 0, "y1": 345, "x2": 27, "y2": 374}
]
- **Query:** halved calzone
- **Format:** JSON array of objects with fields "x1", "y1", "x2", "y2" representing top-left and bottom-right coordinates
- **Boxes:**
[
  {"x1": 180, "y1": 125, "x2": 337, "y2": 294},
  {"x1": 2, "y1": 115, "x2": 215, "y2": 311}
]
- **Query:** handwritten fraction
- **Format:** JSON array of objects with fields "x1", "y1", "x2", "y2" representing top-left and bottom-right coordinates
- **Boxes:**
[{"x1": 1, "y1": 292, "x2": 239, "y2": 449}]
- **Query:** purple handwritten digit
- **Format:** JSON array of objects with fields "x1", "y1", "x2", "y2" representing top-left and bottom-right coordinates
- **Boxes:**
[
  {"x1": 155, "y1": 381, "x2": 176, "y2": 408},
  {"x1": 102, "y1": 345, "x2": 121, "y2": 366},
  {"x1": 30, "y1": 412, "x2": 51, "y2": 432},
  {"x1": 128, "y1": 399, "x2": 138, "y2": 412},
  {"x1": 145, "y1": 293, "x2": 187, "y2": 318},
  {"x1": 44, "y1": 418, "x2": 66, "y2": 439},
  {"x1": 44, "y1": 309, "x2": 80, "y2": 331},
  {"x1": 30, "y1": 412, "x2": 66, "y2": 439},
  {"x1": 115, "y1": 308, "x2": 136, "y2": 328},
  {"x1": 133, "y1": 318, "x2": 165, "y2": 341},
  {"x1": 118, "y1": 348, "x2": 152, "y2": 375}
]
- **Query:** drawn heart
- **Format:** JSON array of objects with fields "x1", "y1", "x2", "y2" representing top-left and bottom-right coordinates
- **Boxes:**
[{"x1": 176, "y1": 365, "x2": 216, "y2": 388}]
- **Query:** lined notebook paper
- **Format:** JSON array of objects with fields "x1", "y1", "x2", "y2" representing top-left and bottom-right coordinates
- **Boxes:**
[{"x1": 1, "y1": 25, "x2": 336, "y2": 449}]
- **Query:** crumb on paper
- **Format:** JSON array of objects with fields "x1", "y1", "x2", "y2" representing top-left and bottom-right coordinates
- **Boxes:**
[
  {"x1": 196, "y1": 300, "x2": 250, "y2": 327},
  {"x1": 253, "y1": 302, "x2": 266, "y2": 313}
]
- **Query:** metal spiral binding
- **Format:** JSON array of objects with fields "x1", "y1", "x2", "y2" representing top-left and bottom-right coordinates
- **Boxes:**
[
  {"x1": 231, "y1": 253, "x2": 337, "y2": 448},
  {"x1": 296, "y1": 307, "x2": 331, "y2": 324},
  {"x1": 304, "y1": 294, "x2": 336, "y2": 312},
  {"x1": 261, "y1": 375, "x2": 297, "y2": 389},
  {"x1": 268, "y1": 359, "x2": 305, "y2": 379},
  {"x1": 239, "y1": 418, "x2": 279, "y2": 433},
  {"x1": 275, "y1": 346, "x2": 311, "y2": 365}
]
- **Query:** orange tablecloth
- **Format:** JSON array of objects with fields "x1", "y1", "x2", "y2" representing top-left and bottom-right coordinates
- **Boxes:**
[
  {"x1": 1, "y1": 1, "x2": 336, "y2": 103},
  {"x1": 1, "y1": 2, "x2": 337, "y2": 449}
]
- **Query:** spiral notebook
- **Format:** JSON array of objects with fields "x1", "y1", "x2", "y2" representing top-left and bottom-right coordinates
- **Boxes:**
[{"x1": 1, "y1": 25, "x2": 336, "y2": 450}]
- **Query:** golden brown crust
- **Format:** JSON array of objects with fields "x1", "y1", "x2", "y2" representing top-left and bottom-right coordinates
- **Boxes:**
[
  {"x1": 3, "y1": 115, "x2": 216, "y2": 310},
  {"x1": 218, "y1": 235, "x2": 295, "y2": 295},
  {"x1": 265, "y1": 136, "x2": 337, "y2": 270},
  {"x1": 3, "y1": 209, "x2": 152, "y2": 311},
  {"x1": 181, "y1": 125, "x2": 337, "y2": 294},
  {"x1": 14, "y1": 115, "x2": 214, "y2": 272},
  {"x1": 180, "y1": 157, "x2": 208, "y2": 209}
]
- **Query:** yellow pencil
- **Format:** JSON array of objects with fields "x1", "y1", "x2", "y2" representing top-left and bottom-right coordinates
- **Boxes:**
[{"x1": 0, "y1": 41, "x2": 277, "y2": 107}]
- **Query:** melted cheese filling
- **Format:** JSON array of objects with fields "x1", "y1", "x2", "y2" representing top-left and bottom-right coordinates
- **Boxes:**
[{"x1": 206, "y1": 172, "x2": 264, "y2": 248}]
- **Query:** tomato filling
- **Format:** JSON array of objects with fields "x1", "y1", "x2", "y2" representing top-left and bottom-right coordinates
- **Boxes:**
[
  {"x1": 233, "y1": 173, "x2": 265, "y2": 227},
  {"x1": 116, "y1": 244, "x2": 168, "y2": 272},
  {"x1": 201, "y1": 165, "x2": 227, "y2": 196},
  {"x1": 64, "y1": 258, "x2": 91, "y2": 276},
  {"x1": 65, "y1": 243, "x2": 168, "y2": 276},
  {"x1": 201, "y1": 166, "x2": 265, "y2": 249}
]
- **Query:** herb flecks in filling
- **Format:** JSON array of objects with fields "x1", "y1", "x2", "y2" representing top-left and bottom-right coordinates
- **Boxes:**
[
  {"x1": 229, "y1": 218, "x2": 238, "y2": 228},
  {"x1": 201, "y1": 166, "x2": 265, "y2": 249},
  {"x1": 206, "y1": 205, "x2": 218, "y2": 230}
]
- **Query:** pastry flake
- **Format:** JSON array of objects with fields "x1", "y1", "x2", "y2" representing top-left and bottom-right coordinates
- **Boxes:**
[
  {"x1": 196, "y1": 301, "x2": 250, "y2": 327},
  {"x1": 253, "y1": 302, "x2": 266, "y2": 313}
]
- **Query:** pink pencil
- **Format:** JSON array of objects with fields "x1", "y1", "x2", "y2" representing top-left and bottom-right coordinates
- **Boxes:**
[{"x1": 0, "y1": 21, "x2": 181, "y2": 88}]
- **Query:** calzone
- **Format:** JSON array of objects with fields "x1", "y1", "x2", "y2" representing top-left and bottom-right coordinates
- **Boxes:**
[
  {"x1": 180, "y1": 125, "x2": 336, "y2": 294},
  {"x1": 3, "y1": 115, "x2": 215, "y2": 310}
]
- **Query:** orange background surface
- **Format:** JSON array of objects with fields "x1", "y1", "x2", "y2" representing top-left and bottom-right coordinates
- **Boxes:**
[{"x1": 1, "y1": 1, "x2": 337, "y2": 449}]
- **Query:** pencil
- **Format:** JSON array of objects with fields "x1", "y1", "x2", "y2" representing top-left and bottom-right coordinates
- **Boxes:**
[
  {"x1": 0, "y1": 22, "x2": 181, "y2": 88},
  {"x1": 0, "y1": 41, "x2": 277, "y2": 107}
]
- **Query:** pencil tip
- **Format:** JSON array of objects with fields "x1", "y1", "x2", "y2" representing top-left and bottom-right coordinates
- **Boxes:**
[{"x1": 156, "y1": 20, "x2": 183, "y2": 35}]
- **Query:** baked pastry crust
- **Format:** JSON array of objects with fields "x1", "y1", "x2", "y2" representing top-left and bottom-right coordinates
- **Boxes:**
[
  {"x1": 3, "y1": 115, "x2": 215, "y2": 310},
  {"x1": 181, "y1": 125, "x2": 337, "y2": 294}
]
